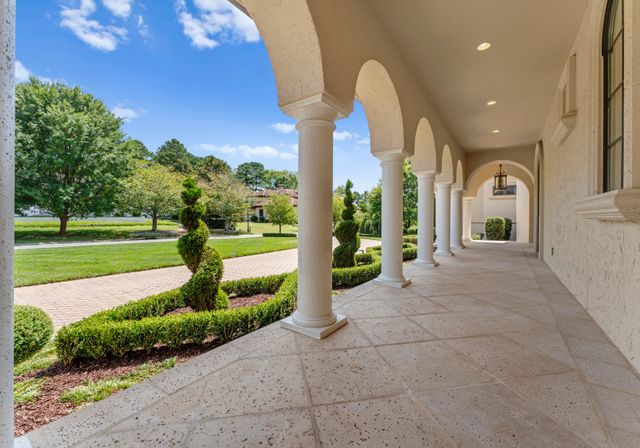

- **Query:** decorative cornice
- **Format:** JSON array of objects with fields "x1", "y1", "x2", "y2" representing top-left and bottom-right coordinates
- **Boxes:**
[
  {"x1": 575, "y1": 189, "x2": 640, "y2": 223},
  {"x1": 551, "y1": 112, "x2": 577, "y2": 145}
]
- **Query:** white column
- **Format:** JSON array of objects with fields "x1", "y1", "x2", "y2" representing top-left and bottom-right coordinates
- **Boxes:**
[
  {"x1": 451, "y1": 188, "x2": 464, "y2": 250},
  {"x1": 280, "y1": 97, "x2": 347, "y2": 339},
  {"x1": 414, "y1": 172, "x2": 438, "y2": 266},
  {"x1": 0, "y1": 1, "x2": 15, "y2": 445},
  {"x1": 374, "y1": 152, "x2": 410, "y2": 288},
  {"x1": 435, "y1": 182, "x2": 453, "y2": 256},
  {"x1": 462, "y1": 197, "x2": 473, "y2": 241}
]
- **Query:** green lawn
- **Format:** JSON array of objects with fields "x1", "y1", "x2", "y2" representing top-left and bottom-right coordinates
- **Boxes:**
[
  {"x1": 235, "y1": 222, "x2": 298, "y2": 235},
  {"x1": 15, "y1": 220, "x2": 180, "y2": 244},
  {"x1": 15, "y1": 237, "x2": 298, "y2": 287}
]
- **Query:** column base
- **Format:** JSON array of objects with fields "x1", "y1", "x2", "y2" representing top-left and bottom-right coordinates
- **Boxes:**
[
  {"x1": 435, "y1": 250, "x2": 455, "y2": 257},
  {"x1": 414, "y1": 259, "x2": 439, "y2": 267},
  {"x1": 281, "y1": 314, "x2": 347, "y2": 340},
  {"x1": 373, "y1": 276, "x2": 412, "y2": 288},
  {"x1": 451, "y1": 244, "x2": 465, "y2": 250}
]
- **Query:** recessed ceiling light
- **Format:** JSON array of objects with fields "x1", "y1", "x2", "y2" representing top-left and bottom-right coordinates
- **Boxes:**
[
  {"x1": 487, "y1": 100, "x2": 497, "y2": 106},
  {"x1": 477, "y1": 42, "x2": 492, "y2": 51},
  {"x1": 492, "y1": 129, "x2": 501, "y2": 134}
]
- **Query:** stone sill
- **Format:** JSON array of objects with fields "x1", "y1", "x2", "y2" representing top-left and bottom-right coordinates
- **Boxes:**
[
  {"x1": 489, "y1": 195, "x2": 516, "y2": 201},
  {"x1": 575, "y1": 189, "x2": 640, "y2": 222}
]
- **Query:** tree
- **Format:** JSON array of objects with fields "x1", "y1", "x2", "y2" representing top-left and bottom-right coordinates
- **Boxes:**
[
  {"x1": 403, "y1": 159, "x2": 418, "y2": 231},
  {"x1": 120, "y1": 138, "x2": 152, "y2": 161},
  {"x1": 197, "y1": 155, "x2": 231, "y2": 182},
  {"x1": 332, "y1": 193, "x2": 346, "y2": 228},
  {"x1": 265, "y1": 194, "x2": 297, "y2": 233},
  {"x1": 333, "y1": 180, "x2": 361, "y2": 268},
  {"x1": 154, "y1": 139, "x2": 198, "y2": 175},
  {"x1": 15, "y1": 79, "x2": 127, "y2": 235},
  {"x1": 120, "y1": 161, "x2": 184, "y2": 231},
  {"x1": 201, "y1": 173, "x2": 252, "y2": 230},
  {"x1": 263, "y1": 169, "x2": 298, "y2": 189},
  {"x1": 236, "y1": 162, "x2": 265, "y2": 190},
  {"x1": 367, "y1": 183, "x2": 382, "y2": 235}
]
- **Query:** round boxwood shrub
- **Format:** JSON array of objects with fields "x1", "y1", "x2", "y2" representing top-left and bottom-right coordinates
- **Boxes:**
[
  {"x1": 14, "y1": 305, "x2": 53, "y2": 364},
  {"x1": 178, "y1": 178, "x2": 228, "y2": 312},
  {"x1": 485, "y1": 216, "x2": 506, "y2": 240},
  {"x1": 333, "y1": 180, "x2": 361, "y2": 268},
  {"x1": 504, "y1": 217, "x2": 513, "y2": 241}
]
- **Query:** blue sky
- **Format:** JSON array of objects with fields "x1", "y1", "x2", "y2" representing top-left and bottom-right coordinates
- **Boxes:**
[{"x1": 16, "y1": 0, "x2": 382, "y2": 192}]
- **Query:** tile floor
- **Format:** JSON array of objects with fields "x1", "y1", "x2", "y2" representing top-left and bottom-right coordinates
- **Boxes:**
[{"x1": 19, "y1": 242, "x2": 640, "y2": 447}]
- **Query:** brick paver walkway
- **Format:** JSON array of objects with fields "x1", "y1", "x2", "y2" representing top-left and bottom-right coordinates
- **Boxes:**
[{"x1": 15, "y1": 239, "x2": 380, "y2": 330}]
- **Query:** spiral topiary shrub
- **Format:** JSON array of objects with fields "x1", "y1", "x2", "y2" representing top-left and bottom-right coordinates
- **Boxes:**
[
  {"x1": 333, "y1": 180, "x2": 361, "y2": 268},
  {"x1": 15, "y1": 305, "x2": 53, "y2": 364},
  {"x1": 485, "y1": 216, "x2": 506, "y2": 241},
  {"x1": 178, "y1": 178, "x2": 228, "y2": 312}
]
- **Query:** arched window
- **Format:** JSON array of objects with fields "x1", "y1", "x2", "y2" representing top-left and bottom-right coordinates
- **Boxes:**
[{"x1": 603, "y1": 0, "x2": 624, "y2": 192}]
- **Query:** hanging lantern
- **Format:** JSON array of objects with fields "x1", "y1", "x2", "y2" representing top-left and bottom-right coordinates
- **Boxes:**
[{"x1": 493, "y1": 164, "x2": 508, "y2": 191}]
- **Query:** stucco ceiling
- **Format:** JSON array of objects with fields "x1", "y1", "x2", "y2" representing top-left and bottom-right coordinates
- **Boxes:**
[{"x1": 370, "y1": 0, "x2": 589, "y2": 151}]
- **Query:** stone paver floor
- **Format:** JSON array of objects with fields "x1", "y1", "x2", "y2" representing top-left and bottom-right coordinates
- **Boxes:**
[
  {"x1": 19, "y1": 242, "x2": 640, "y2": 447},
  {"x1": 15, "y1": 239, "x2": 381, "y2": 330}
]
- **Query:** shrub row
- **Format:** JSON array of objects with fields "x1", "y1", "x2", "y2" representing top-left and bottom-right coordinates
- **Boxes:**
[
  {"x1": 15, "y1": 305, "x2": 53, "y2": 364},
  {"x1": 262, "y1": 233, "x2": 297, "y2": 238},
  {"x1": 55, "y1": 273, "x2": 298, "y2": 364}
]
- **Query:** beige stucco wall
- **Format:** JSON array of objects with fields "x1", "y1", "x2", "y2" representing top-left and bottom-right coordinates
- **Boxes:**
[{"x1": 540, "y1": 0, "x2": 640, "y2": 371}]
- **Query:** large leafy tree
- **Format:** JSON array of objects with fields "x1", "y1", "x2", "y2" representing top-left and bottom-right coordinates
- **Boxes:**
[
  {"x1": 235, "y1": 162, "x2": 265, "y2": 190},
  {"x1": 154, "y1": 139, "x2": 198, "y2": 175},
  {"x1": 265, "y1": 194, "x2": 297, "y2": 234},
  {"x1": 197, "y1": 155, "x2": 231, "y2": 182},
  {"x1": 120, "y1": 138, "x2": 152, "y2": 161},
  {"x1": 202, "y1": 173, "x2": 251, "y2": 230},
  {"x1": 403, "y1": 159, "x2": 418, "y2": 231},
  {"x1": 15, "y1": 79, "x2": 127, "y2": 235},
  {"x1": 263, "y1": 169, "x2": 298, "y2": 189},
  {"x1": 120, "y1": 161, "x2": 184, "y2": 231}
]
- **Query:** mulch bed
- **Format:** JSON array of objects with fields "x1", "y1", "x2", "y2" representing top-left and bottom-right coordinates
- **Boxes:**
[{"x1": 13, "y1": 293, "x2": 274, "y2": 437}]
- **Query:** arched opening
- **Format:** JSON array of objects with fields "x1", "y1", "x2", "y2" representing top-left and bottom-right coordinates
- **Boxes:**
[
  {"x1": 465, "y1": 161, "x2": 534, "y2": 243},
  {"x1": 411, "y1": 118, "x2": 437, "y2": 173},
  {"x1": 534, "y1": 141, "x2": 544, "y2": 256},
  {"x1": 437, "y1": 145, "x2": 454, "y2": 183},
  {"x1": 354, "y1": 60, "x2": 405, "y2": 156}
]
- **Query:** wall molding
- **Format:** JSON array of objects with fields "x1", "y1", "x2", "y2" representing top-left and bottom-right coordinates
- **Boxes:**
[{"x1": 575, "y1": 189, "x2": 640, "y2": 222}]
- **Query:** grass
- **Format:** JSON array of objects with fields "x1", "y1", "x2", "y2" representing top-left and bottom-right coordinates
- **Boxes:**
[
  {"x1": 60, "y1": 358, "x2": 176, "y2": 407},
  {"x1": 235, "y1": 222, "x2": 297, "y2": 235},
  {"x1": 14, "y1": 342, "x2": 57, "y2": 376},
  {"x1": 14, "y1": 378, "x2": 48, "y2": 405},
  {"x1": 15, "y1": 220, "x2": 180, "y2": 244},
  {"x1": 15, "y1": 237, "x2": 298, "y2": 287}
]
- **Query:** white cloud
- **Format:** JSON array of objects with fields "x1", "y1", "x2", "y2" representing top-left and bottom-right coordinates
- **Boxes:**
[
  {"x1": 137, "y1": 15, "x2": 150, "y2": 39},
  {"x1": 271, "y1": 122, "x2": 296, "y2": 134},
  {"x1": 333, "y1": 130, "x2": 357, "y2": 142},
  {"x1": 101, "y1": 0, "x2": 133, "y2": 18},
  {"x1": 60, "y1": 0, "x2": 127, "y2": 52},
  {"x1": 14, "y1": 60, "x2": 57, "y2": 84},
  {"x1": 200, "y1": 143, "x2": 297, "y2": 161},
  {"x1": 356, "y1": 134, "x2": 371, "y2": 145},
  {"x1": 175, "y1": 0, "x2": 259, "y2": 50},
  {"x1": 112, "y1": 106, "x2": 146, "y2": 122},
  {"x1": 15, "y1": 61, "x2": 30, "y2": 83}
]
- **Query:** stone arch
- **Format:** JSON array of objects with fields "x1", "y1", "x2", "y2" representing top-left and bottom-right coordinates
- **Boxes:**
[
  {"x1": 454, "y1": 160, "x2": 464, "y2": 188},
  {"x1": 410, "y1": 118, "x2": 437, "y2": 173},
  {"x1": 235, "y1": 0, "x2": 326, "y2": 108},
  {"x1": 437, "y1": 145, "x2": 454, "y2": 182},
  {"x1": 355, "y1": 60, "x2": 405, "y2": 155},
  {"x1": 465, "y1": 160, "x2": 535, "y2": 243}
]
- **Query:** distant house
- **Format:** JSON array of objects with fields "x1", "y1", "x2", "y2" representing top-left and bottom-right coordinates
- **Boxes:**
[{"x1": 250, "y1": 189, "x2": 298, "y2": 219}]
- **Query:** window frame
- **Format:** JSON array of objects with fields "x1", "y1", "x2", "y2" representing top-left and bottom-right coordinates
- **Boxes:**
[{"x1": 602, "y1": 0, "x2": 624, "y2": 192}]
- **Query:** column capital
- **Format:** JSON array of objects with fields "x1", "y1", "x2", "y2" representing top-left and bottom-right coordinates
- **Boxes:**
[
  {"x1": 281, "y1": 92, "x2": 351, "y2": 122},
  {"x1": 463, "y1": 196, "x2": 474, "y2": 203},
  {"x1": 414, "y1": 170, "x2": 437, "y2": 181},
  {"x1": 375, "y1": 150, "x2": 405, "y2": 163}
]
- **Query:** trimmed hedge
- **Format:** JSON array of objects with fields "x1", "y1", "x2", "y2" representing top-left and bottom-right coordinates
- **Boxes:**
[
  {"x1": 262, "y1": 233, "x2": 297, "y2": 238},
  {"x1": 403, "y1": 235, "x2": 417, "y2": 245},
  {"x1": 485, "y1": 216, "x2": 506, "y2": 240},
  {"x1": 54, "y1": 244, "x2": 418, "y2": 364},
  {"x1": 504, "y1": 218, "x2": 513, "y2": 241},
  {"x1": 55, "y1": 274, "x2": 298, "y2": 364},
  {"x1": 15, "y1": 305, "x2": 53, "y2": 364}
]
